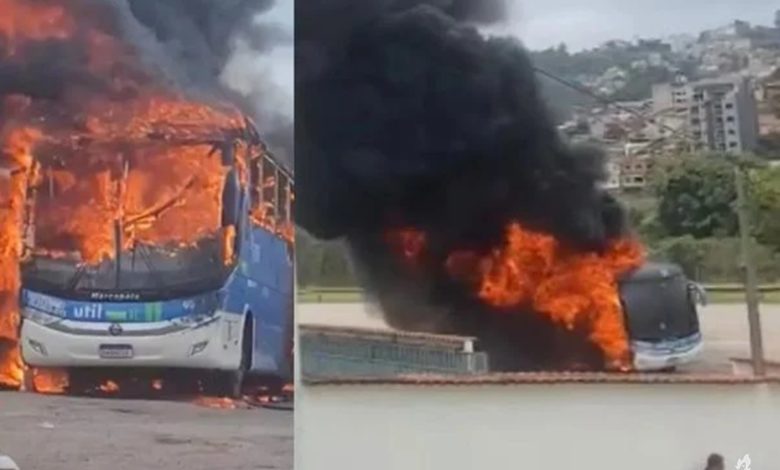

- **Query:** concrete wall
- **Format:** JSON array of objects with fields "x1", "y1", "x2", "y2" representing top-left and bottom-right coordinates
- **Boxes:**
[{"x1": 295, "y1": 382, "x2": 780, "y2": 470}]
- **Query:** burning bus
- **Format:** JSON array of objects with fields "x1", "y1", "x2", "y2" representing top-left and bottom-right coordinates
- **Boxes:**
[
  {"x1": 371, "y1": 225, "x2": 706, "y2": 373},
  {"x1": 295, "y1": 0, "x2": 708, "y2": 374},
  {"x1": 18, "y1": 122, "x2": 293, "y2": 396},
  {"x1": 0, "y1": 0, "x2": 294, "y2": 394}
]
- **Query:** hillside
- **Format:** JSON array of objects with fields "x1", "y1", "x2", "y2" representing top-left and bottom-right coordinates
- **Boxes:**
[{"x1": 529, "y1": 17, "x2": 780, "y2": 122}]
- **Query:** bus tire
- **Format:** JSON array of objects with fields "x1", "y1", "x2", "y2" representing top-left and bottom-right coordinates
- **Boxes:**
[
  {"x1": 231, "y1": 313, "x2": 254, "y2": 398},
  {"x1": 67, "y1": 369, "x2": 94, "y2": 396},
  {"x1": 214, "y1": 313, "x2": 252, "y2": 399},
  {"x1": 227, "y1": 368, "x2": 245, "y2": 400}
]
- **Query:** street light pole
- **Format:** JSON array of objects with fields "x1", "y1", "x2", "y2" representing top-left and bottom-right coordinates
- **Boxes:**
[{"x1": 733, "y1": 163, "x2": 766, "y2": 376}]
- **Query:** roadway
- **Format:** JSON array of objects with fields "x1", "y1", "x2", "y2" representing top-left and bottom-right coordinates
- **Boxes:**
[
  {"x1": 0, "y1": 392, "x2": 292, "y2": 470},
  {"x1": 297, "y1": 302, "x2": 780, "y2": 373}
]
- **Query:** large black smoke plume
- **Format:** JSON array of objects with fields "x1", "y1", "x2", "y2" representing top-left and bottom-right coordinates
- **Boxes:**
[
  {"x1": 296, "y1": 0, "x2": 629, "y2": 370},
  {"x1": 120, "y1": 0, "x2": 294, "y2": 164}
]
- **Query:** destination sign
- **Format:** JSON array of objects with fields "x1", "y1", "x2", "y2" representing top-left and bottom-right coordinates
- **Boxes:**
[{"x1": 21, "y1": 289, "x2": 219, "y2": 323}]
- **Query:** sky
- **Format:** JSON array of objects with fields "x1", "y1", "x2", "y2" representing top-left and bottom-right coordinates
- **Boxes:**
[
  {"x1": 489, "y1": 0, "x2": 780, "y2": 51},
  {"x1": 222, "y1": 0, "x2": 294, "y2": 119}
]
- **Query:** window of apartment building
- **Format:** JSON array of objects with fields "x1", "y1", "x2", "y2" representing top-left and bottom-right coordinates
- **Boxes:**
[
  {"x1": 729, "y1": 141, "x2": 738, "y2": 148},
  {"x1": 726, "y1": 116, "x2": 735, "y2": 122},
  {"x1": 690, "y1": 106, "x2": 698, "y2": 113},
  {"x1": 725, "y1": 103, "x2": 734, "y2": 109},
  {"x1": 691, "y1": 117, "x2": 701, "y2": 125},
  {"x1": 716, "y1": 117, "x2": 723, "y2": 124},
  {"x1": 728, "y1": 129, "x2": 736, "y2": 135}
]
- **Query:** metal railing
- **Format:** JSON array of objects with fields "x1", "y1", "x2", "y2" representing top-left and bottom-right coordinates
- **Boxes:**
[{"x1": 299, "y1": 325, "x2": 489, "y2": 379}]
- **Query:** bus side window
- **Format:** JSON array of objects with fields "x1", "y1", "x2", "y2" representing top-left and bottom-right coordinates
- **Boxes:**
[
  {"x1": 283, "y1": 180, "x2": 294, "y2": 258},
  {"x1": 262, "y1": 157, "x2": 278, "y2": 226},
  {"x1": 249, "y1": 154, "x2": 279, "y2": 230},
  {"x1": 249, "y1": 156, "x2": 263, "y2": 217},
  {"x1": 277, "y1": 172, "x2": 289, "y2": 226}
]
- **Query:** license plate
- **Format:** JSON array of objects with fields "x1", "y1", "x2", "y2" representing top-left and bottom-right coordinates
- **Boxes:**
[{"x1": 99, "y1": 344, "x2": 134, "y2": 359}]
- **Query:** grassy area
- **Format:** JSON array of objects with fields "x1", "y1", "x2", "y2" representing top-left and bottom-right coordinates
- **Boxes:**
[
  {"x1": 299, "y1": 288, "x2": 780, "y2": 304},
  {"x1": 706, "y1": 291, "x2": 780, "y2": 304},
  {"x1": 298, "y1": 290, "x2": 364, "y2": 303}
]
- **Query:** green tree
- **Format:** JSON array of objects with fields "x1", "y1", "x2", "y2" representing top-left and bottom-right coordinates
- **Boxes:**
[
  {"x1": 650, "y1": 236, "x2": 780, "y2": 283},
  {"x1": 295, "y1": 229, "x2": 357, "y2": 288},
  {"x1": 750, "y1": 166, "x2": 780, "y2": 252},
  {"x1": 295, "y1": 230, "x2": 324, "y2": 288},
  {"x1": 650, "y1": 235, "x2": 709, "y2": 280},
  {"x1": 652, "y1": 154, "x2": 738, "y2": 238}
]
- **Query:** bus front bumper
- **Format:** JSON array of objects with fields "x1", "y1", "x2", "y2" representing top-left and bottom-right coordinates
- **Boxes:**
[
  {"x1": 632, "y1": 333, "x2": 703, "y2": 371},
  {"x1": 21, "y1": 312, "x2": 244, "y2": 370}
]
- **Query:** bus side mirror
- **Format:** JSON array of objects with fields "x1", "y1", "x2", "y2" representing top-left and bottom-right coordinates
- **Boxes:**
[{"x1": 687, "y1": 282, "x2": 707, "y2": 307}]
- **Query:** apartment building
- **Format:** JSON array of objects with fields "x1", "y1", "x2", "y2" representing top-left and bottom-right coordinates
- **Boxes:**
[
  {"x1": 652, "y1": 76, "x2": 760, "y2": 153},
  {"x1": 758, "y1": 80, "x2": 780, "y2": 135}
]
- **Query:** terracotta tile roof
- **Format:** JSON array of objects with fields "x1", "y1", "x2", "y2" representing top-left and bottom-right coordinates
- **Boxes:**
[{"x1": 303, "y1": 371, "x2": 780, "y2": 387}]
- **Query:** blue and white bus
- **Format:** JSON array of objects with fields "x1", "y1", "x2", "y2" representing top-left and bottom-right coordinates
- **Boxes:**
[{"x1": 19, "y1": 125, "x2": 293, "y2": 397}]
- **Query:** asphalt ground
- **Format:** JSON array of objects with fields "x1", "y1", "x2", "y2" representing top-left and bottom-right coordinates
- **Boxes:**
[{"x1": 0, "y1": 392, "x2": 292, "y2": 470}]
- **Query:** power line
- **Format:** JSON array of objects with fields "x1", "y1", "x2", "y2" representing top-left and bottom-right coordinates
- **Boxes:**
[
  {"x1": 533, "y1": 66, "x2": 697, "y2": 149},
  {"x1": 534, "y1": 67, "x2": 767, "y2": 376}
]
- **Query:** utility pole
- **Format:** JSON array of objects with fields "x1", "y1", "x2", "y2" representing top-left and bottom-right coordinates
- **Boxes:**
[{"x1": 733, "y1": 161, "x2": 766, "y2": 376}]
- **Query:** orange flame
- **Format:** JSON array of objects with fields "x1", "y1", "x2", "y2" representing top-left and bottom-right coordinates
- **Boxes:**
[
  {"x1": 249, "y1": 174, "x2": 295, "y2": 244},
  {"x1": 0, "y1": 0, "x2": 75, "y2": 52},
  {"x1": 386, "y1": 228, "x2": 427, "y2": 263},
  {"x1": 0, "y1": 0, "x2": 292, "y2": 385},
  {"x1": 0, "y1": 128, "x2": 36, "y2": 387},
  {"x1": 99, "y1": 380, "x2": 119, "y2": 394},
  {"x1": 30, "y1": 368, "x2": 69, "y2": 394},
  {"x1": 193, "y1": 396, "x2": 237, "y2": 410},
  {"x1": 447, "y1": 222, "x2": 644, "y2": 369}
]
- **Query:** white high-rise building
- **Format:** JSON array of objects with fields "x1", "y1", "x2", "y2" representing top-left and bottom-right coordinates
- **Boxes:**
[{"x1": 652, "y1": 76, "x2": 759, "y2": 154}]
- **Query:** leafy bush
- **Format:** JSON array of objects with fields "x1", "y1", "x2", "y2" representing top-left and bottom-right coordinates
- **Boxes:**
[{"x1": 649, "y1": 236, "x2": 780, "y2": 283}]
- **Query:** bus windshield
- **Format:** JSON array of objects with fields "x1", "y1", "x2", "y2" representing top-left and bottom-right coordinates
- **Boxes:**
[
  {"x1": 21, "y1": 140, "x2": 240, "y2": 301},
  {"x1": 22, "y1": 235, "x2": 234, "y2": 301}
]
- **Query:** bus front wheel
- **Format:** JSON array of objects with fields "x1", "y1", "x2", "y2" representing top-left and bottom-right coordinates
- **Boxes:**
[{"x1": 208, "y1": 313, "x2": 252, "y2": 399}]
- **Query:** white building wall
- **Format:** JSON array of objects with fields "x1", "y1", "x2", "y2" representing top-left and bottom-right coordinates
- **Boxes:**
[{"x1": 296, "y1": 382, "x2": 780, "y2": 470}]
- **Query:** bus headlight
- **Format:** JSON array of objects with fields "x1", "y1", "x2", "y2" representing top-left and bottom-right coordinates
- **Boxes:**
[
  {"x1": 172, "y1": 312, "x2": 218, "y2": 328},
  {"x1": 22, "y1": 308, "x2": 62, "y2": 326}
]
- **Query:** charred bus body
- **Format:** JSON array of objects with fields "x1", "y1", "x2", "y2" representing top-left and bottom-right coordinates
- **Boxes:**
[{"x1": 18, "y1": 122, "x2": 294, "y2": 396}]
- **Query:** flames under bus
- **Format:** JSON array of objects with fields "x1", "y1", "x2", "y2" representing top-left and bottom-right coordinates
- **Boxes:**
[{"x1": 19, "y1": 126, "x2": 293, "y2": 396}]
